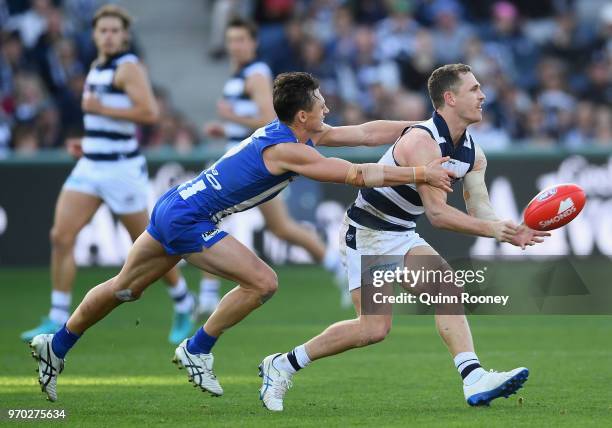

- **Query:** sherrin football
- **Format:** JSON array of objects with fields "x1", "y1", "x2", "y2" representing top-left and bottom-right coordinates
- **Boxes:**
[{"x1": 523, "y1": 184, "x2": 586, "y2": 231}]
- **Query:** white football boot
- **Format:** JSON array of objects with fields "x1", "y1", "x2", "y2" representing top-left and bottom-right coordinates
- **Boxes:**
[
  {"x1": 30, "y1": 334, "x2": 64, "y2": 402},
  {"x1": 258, "y1": 353, "x2": 293, "y2": 411},
  {"x1": 172, "y1": 339, "x2": 223, "y2": 396},
  {"x1": 464, "y1": 367, "x2": 529, "y2": 406}
]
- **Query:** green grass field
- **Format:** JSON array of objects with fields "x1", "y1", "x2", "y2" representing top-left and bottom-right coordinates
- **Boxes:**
[{"x1": 1, "y1": 266, "x2": 611, "y2": 427}]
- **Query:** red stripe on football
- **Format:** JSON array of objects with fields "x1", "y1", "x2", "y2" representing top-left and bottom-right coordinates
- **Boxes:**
[{"x1": 523, "y1": 184, "x2": 586, "y2": 231}]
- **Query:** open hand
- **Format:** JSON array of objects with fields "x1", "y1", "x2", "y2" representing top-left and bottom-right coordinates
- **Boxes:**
[{"x1": 508, "y1": 223, "x2": 551, "y2": 250}]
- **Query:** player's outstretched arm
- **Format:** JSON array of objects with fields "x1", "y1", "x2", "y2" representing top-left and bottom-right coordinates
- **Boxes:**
[
  {"x1": 81, "y1": 62, "x2": 159, "y2": 124},
  {"x1": 463, "y1": 144, "x2": 550, "y2": 248},
  {"x1": 263, "y1": 142, "x2": 454, "y2": 191},
  {"x1": 395, "y1": 129, "x2": 517, "y2": 242},
  {"x1": 314, "y1": 120, "x2": 423, "y2": 147}
]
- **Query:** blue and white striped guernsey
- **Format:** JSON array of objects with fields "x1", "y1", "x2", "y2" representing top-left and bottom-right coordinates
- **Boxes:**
[
  {"x1": 347, "y1": 111, "x2": 476, "y2": 231},
  {"x1": 222, "y1": 60, "x2": 272, "y2": 145},
  {"x1": 82, "y1": 51, "x2": 139, "y2": 157}
]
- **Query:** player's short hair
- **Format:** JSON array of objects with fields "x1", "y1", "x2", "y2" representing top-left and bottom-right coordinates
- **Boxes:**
[
  {"x1": 427, "y1": 64, "x2": 472, "y2": 109},
  {"x1": 226, "y1": 16, "x2": 258, "y2": 39},
  {"x1": 273, "y1": 72, "x2": 320, "y2": 123},
  {"x1": 92, "y1": 4, "x2": 132, "y2": 30}
]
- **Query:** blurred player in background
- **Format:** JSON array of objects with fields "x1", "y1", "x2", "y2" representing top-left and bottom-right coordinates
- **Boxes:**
[
  {"x1": 28, "y1": 72, "x2": 455, "y2": 402},
  {"x1": 201, "y1": 17, "x2": 349, "y2": 315},
  {"x1": 20, "y1": 5, "x2": 195, "y2": 346},
  {"x1": 259, "y1": 64, "x2": 550, "y2": 411}
]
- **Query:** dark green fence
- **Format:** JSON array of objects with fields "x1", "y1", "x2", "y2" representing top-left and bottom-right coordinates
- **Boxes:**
[{"x1": 1, "y1": 147, "x2": 611, "y2": 266}]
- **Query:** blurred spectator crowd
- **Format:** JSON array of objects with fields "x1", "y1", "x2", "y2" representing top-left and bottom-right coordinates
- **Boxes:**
[
  {"x1": 1, "y1": 0, "x2": 610, "y2": 157},
  {"x1": 0, "y1": 0, "x2": 197, "y2": 157},
  {"x1": 211, "y1": 0, "x2": 611, "y2": 150}
]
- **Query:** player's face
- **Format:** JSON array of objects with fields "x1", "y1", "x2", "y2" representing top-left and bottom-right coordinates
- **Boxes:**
[
  {"x1": 225, "y1": 27, "x2": 256, "y2": 64},
  {"x1": 304, "y1": 89, "x2": 329, "y2": 132},
  {"x1": 452, "y1": 72, "x2": 486, "y2": 124},
  {"x1": 93, "y1": 17, "x2": 127, "y2": 56}
]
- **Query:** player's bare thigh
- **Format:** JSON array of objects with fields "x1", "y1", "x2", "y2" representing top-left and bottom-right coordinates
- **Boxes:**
[
  {"x1": 405, "y1": 245, "x2": 462, "y2": 310},
  {"x1": 184, "y1": 234, "x2": 277, "y2": 289},
  {"x1": 258, "y1": 196, "x2": 288, "y2": 226},
  {"x1": 113, "y1": 231, "x2": 181, "y2": 297},
  {"x1": 118, "y1": 210, "x2": 150, "y2": 241},
  {"x1": 52, "y1": 190, "x2": 102, "y2": 239}
]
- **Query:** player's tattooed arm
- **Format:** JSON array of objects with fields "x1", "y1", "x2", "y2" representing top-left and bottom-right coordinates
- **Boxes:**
[
  {"x1": 262, "y1": 142, "x2": 453, "y2": 190},
  {"x1": 462, "y1": 145, "x2": 498, "y2": 221},
  {"x1": 81, "y1": 62, "x2": 159, "y2": 124},
  {"x1": 396, "y1": 130, "x2": 518, "y2": 242},
  {"x1": 314, "y1": 120, "x2": 424, "y2": 147},
  {"x1": 464, "y1": 145, "x2": 550, "y2": 248}
]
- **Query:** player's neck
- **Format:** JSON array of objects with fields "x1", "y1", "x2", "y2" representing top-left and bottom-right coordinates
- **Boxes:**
[
  {"x1": 286, "y1": 123, "x2": 310, "y2": 144},
  {"x1": 231, "y1": 55, "x2": 255, "y2": 72},
  {"x1": 436, "y1": 109, "x2": 468, "y2": 146},
  {"x1": 97, "y1": 49, "x2": 122, "y2": 65}
]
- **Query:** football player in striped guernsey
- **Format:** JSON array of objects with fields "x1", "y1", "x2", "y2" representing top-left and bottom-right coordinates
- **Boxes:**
[
  {"x1": 260, "y1": 64, "x2": 550, "y2": 411},
  {"x1": 21, "y1": 5, "x2": 195, "y2": 347}
]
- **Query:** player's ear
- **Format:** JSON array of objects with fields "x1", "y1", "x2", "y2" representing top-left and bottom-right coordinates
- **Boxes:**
[
  {"x1": 296, "y1": 110, "x2": 308, "y2": 124},
  {"x1": 443, "y1": 90, "x2": 455, "y2": 107}
]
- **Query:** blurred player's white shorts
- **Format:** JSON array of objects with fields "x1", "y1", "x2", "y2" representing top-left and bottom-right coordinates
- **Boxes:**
[
  {"x1": 63, "y1": 155, "x2": 149, "y2": 214},
  {"x1": 339, "y1": 214, "x2": 429, "y2": 291}
]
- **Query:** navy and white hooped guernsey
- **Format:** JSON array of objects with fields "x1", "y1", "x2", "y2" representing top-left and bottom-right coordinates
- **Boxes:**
[
  {"x1": 347, "y1": 111, "x2": 477, "y2": 232},
  {"x1": 146, "y1": 119, "x2": 314, "y2": 255},
  {"x1": 82, "y1": 51, "x2": 140, "y2": 157},
  {"x1": 222, "y1": 60, "x2": 273, "y2": 146}
]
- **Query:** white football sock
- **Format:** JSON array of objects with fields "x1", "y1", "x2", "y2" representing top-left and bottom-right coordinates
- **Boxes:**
[
  {"x1": 454, "y1": 351, "x2": 486, "y2": 386},
  {"x1": 322, "y1": 247, "x2": 340, "y2": 272},
  {"x1": 199, "y1": 278, "x2": 220, "y2": 301},
  {"x1": 167, "y1": 277, "x2": 194, "y2": 314},
  {"x1": 49, "y1": 290, "x2": 71, "y2": 324}
]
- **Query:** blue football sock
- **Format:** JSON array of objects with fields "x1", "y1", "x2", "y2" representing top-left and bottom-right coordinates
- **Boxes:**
[
  {"x1": 51, "y1": 324, "x2": 80, "y2": 359},
  {"x1": 187, "y1": 327, "x2": 217, "y2": 354}
]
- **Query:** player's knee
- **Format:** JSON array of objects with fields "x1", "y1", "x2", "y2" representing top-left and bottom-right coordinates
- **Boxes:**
[
  {"x1": 359, "y1": 320, "x2": 391, "y2": 346},
  {"x1": 50, "y1": 227, "x2": 76, "y2": 251},
  {"x1": 254, "y1": 269, "x2": 278, "y2": 302},
  {"x1": 110, "y1": 278, "x2": 143, "y2": 302}
]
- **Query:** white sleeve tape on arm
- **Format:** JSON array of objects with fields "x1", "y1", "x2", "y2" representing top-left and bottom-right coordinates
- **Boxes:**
[{"x1": 361, "y1": 163, "x2": 385, "y2": 187}]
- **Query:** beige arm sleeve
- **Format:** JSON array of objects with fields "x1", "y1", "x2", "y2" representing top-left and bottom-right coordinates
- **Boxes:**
[
  {"x1": 345, "y1": 163, "x2": 426, "y2": 187},
  {"x1": 463, "y1": 145, "x2": 498, "y2": 221}
]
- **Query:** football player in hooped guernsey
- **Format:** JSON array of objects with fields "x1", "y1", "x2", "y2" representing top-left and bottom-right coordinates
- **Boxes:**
[
  {"x1": 259, "y1": 64, "x2": 551, "y2": 412},
  {"x1": 29, "y1": 72, "x2": 455, "y2": 402}
]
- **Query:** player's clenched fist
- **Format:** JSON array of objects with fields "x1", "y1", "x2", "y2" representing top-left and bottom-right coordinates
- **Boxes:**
[{"x1": 425, "y1": 156, "x2": 456, "y2": 193}]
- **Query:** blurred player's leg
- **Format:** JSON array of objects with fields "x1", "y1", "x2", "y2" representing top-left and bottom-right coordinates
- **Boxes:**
[
  {"x1": 260, "y1": 197, "x2": 350, "y2": 306},
  {"x1": 31, "y1": 231, "x2": 181, "y2": 402},
  {"x1": 20, "y1": 190, "x2": 102, "y2": 342},
  {"x1": 259, "y1": 197, "x2": 327, "y2": 262},
  {"x1": 120, "y1": 211, "x2": 195, "y2": 344}
]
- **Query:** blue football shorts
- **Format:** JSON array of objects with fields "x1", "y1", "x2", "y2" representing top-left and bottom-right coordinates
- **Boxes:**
[{"x1": 146, "y1": 186, "x2": 227, "y2": 255}]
